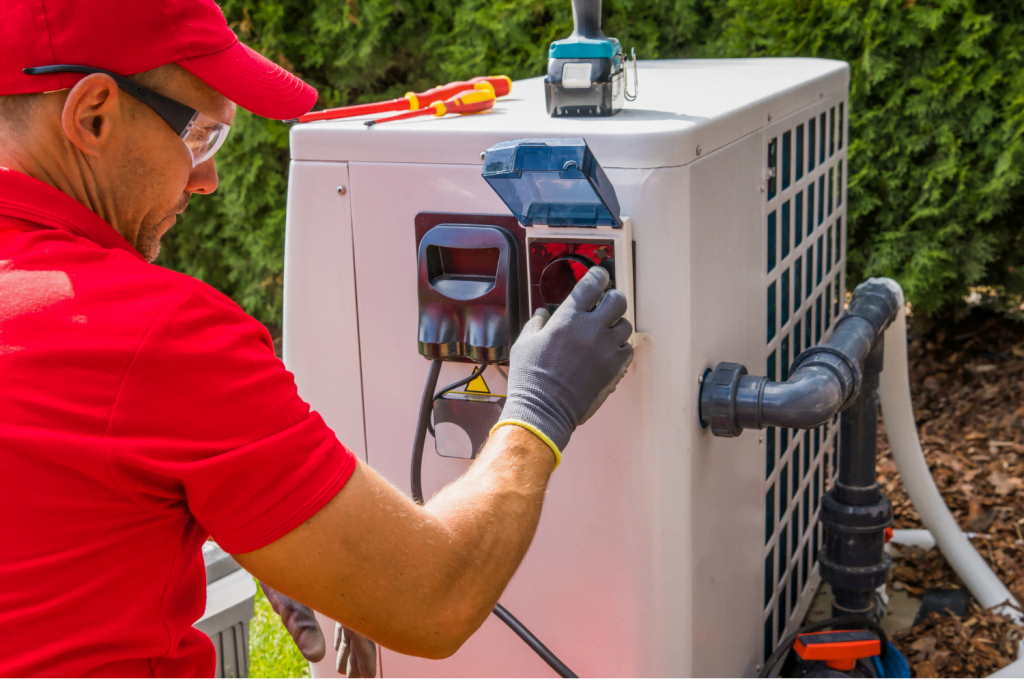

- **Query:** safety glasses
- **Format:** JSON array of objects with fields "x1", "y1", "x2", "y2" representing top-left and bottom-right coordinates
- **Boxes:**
[{"x1": 23, "y1": 64, "x2": 230, "y2": 168}]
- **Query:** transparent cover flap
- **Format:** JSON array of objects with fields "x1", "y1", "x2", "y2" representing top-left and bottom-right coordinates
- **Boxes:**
[{"x1": 481, "y1": 138, "x2": 621, "y2": 228}]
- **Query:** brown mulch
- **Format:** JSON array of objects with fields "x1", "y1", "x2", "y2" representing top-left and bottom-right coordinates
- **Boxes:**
[
  {"x1": 875, "y1": 310, "x2": 1024, "y2": 676},
  {"x1": 892, "y1": 601, "x2": 1024, "y2": 678}
]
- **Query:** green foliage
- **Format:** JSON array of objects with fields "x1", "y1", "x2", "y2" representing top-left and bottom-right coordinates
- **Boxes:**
[
  {"x1": 158, "y1": 0, "x2": 710, "y2": 327},
  {"x1": 705, "y1": 0, "x2": 1024, "y2": 317},
  {"x1": 249, "y1": 578, "x2": 311, "y2": 678},
  {"x1": 159, "y1": 0, "x2": 1024, "y2": 324}
]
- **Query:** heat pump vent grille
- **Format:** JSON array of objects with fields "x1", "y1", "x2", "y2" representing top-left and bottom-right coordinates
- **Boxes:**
[{"x1": 762, "y1": 99, "x2": 847, "y2": 663}]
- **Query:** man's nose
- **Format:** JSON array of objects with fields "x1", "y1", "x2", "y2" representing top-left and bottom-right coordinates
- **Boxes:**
[{"x1": 185, "y1": 157, "x2": 219, "y2": 195}]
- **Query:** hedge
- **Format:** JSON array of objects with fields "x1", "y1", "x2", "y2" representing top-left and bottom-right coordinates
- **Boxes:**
[{"x1": 158, "y1": 0, "x2": 1024, "y2": 327}]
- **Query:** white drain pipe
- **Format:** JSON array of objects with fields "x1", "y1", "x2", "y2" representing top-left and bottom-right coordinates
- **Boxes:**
[{"x1": 875, "y1": 282, "x2": 1023, "y2": 677}]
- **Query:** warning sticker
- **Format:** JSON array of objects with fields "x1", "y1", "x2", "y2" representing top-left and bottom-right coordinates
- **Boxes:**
[{"x1": 466, "y1": 373, "x2": 490, "y2": 394}]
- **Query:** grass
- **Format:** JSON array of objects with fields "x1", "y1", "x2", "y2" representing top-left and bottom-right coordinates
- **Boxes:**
[{"x1": 249, "y1": 578, "x2": 311, "y2": 678}]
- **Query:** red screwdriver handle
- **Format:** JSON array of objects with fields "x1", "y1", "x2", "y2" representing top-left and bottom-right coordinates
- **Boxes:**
[
  {"x1": 366, "y1": 89, "x2": 496, "y2": 126},
  {"x1": 410, "y1": 76, "x2": 510, "y2": 106},
  {"x1": 411, "y1": 80, "x2": 492, "y2": 107},
  {"x1": 442, "y1": 88, "x2": 497, "y2": 115},
  {"x1": 474, "y1": 75, "x2": 512, "y2": 97},
  {"x1": 291, "y1": 76, "x2": 510, "y2": 124}
]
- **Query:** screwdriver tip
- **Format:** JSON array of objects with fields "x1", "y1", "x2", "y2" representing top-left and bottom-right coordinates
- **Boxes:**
[
  {"x1": 283, "y1": 118, "x2": 298, "y2": 125},
  {"x1": 364, "y1": 120, "x2": 375, "y2": 127}
]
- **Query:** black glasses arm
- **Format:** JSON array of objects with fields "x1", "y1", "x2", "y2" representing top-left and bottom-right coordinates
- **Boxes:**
[{"x1": 23, "y1": 65, "x2": 196, "y2": 135}]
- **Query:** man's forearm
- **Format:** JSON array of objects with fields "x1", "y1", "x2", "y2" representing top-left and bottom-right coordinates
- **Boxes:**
[
  {"x1": 234, "y1": 425, "x2": 555, "y2": 659},
  {"x1": 421, "y1": 424, "x2": 556, "y2": 628}
]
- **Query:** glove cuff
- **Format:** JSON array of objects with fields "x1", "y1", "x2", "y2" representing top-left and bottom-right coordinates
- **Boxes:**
[{"x1": 489, "y1": 419, "x2": 562, "y2": 470}]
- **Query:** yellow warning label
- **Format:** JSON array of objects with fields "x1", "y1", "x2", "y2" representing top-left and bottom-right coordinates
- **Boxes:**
[{"x1": 466, "y1": 373, "x2": 490, "y2": 394}]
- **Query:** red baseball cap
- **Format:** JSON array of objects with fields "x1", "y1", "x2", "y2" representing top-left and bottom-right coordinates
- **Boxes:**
[{"x1": 0, "y1": 0, "x2": 318, "y2": 120}]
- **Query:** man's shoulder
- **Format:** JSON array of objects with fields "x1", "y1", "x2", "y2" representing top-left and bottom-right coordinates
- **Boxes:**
[
  {"x1": 6, "y1": 227, "x2": 238, "y2": 310},
  {"x1": 0, "y1": 227, "x2": 254, "y2": 352}
]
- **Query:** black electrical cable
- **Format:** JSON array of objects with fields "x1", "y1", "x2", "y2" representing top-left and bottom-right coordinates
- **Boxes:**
[
  {"x1": 411, "y1": 361, "x2": 578, "y2": 678},
  {"x1": 758, "y1": 614, "x2": 890, "y2": 679},
  {"x1": 492, "y1": 603, "x2": 578, "y2": 678},
  {"x1": 411, "y1": 360, "x2": 443, "y2": 505},
  {"x1": 426, "y1": 364, "x2": 488, "y2": 438},
  {"x1": 433, "y1": 364, "x2": 488, "y2": 404}
]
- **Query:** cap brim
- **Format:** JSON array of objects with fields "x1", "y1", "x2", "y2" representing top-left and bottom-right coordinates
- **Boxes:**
[{"x1": 178, "y1": 40, "x2": 317, "y2": 120}]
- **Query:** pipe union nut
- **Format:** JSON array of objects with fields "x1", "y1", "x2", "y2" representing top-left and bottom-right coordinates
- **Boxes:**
[
  {"x1": 819, "y1": 489, "x2": 894, "y2": 534},
  {"x1": 701, "y1": 362, "x2": 748, "y2": 437}
]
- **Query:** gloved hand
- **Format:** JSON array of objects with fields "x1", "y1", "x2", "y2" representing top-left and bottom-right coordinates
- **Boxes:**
[
  {"x1": 335, "y1": 622, "x2": 378, "y2": 678},
  {"x1": 259, "y1": 581, "x2": 377, "y2": 677},
  {"x1": 259, "y1": 582, "x2": 326, "y2": 663},
  {"x1": 495, "y1": 266, "x2": 633, "y2": 464}
]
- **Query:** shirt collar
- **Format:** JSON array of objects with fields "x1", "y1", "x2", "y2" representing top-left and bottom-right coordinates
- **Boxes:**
[{"x1": 0, "y1": 167, "x2": 145, "y2": 261}]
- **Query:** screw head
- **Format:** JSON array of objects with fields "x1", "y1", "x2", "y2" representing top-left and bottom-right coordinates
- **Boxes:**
[
  {"x1": 767, "y1": 112, "x2": 772, "y2": 121},
  {"x1": 696, "y1": 145, "x2": 702, "y2": 156},
  {"x1": 697, "y1": 373, "x2": 705, "y2": 384},
  {"x1": 480, "y1": 151, "x2": 486, "y2": 161},
  {"x1": 337, "y1": 185, "x2": 347, "y2": 195},
  {"x1": 758, "y1": 435, "x2": 765, "y2": 444}
]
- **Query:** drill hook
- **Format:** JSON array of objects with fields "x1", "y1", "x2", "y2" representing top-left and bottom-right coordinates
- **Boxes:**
[{"x1": 624, "y1": 48, "x2": 639, "y2": 102}]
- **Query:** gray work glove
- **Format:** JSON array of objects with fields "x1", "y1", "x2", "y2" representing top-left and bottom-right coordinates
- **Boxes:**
[
  {"x1": 259, "y1": 582, "x2": 326, "y2": 663},
  {"x1": 498, "y1": 266, "x2": 633, "y2": 457},
  {"x1": 335, "y1": 622, "x2": 378, "y2": 678},
  {"x1": 259, "y1": 582, "x2": 377, "y2": 677}
]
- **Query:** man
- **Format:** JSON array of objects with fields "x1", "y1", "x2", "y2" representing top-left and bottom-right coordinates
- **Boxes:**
[{"x1": 0, "y1": 0, "x2": 634, "y2": 677}]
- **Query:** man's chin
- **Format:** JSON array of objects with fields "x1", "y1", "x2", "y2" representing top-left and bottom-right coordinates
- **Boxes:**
[
  {"x1": 137, "y1": 237, "x2": 162, "y2": 264},
  {"x1": 138, "y1": 215, "x2": 175, "y2": 263}
]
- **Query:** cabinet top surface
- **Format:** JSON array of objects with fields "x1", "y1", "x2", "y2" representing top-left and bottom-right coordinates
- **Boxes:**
[{"x1": 290, "y1": 58, "x2": 849, "y2": 169}]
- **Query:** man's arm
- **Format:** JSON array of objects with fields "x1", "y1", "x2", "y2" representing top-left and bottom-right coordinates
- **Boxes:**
[
  {"x1": 235, "y1": 424, "x2": 553, "y2": 659},
  {"x1": 233, "y1": 267, "x2": 633, "y2": 660}
]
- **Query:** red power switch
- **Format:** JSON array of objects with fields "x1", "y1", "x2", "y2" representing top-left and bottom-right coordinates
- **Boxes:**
[
  {"x1": 794, "y1": 629, "x2": 881, "y2": 672},
  {"x1": 529, "y1": 240, "x2": 615, "y2": 311}
]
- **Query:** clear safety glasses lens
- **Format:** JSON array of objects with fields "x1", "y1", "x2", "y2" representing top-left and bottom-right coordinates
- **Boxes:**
[{"x1": 181, "y1": 111, "x2": 230, "y2": 167}]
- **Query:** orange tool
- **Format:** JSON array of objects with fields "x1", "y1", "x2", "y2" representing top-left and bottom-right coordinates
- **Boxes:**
[
  {"x1": 364, "y1": 89, "x2": 496, "y2": 126},
  {"x1": 287, "y1": 76, "x2": 511, "y2": 124},
  {"x1": 793, "y1": 629, "x2": 881, "y2": 672}
]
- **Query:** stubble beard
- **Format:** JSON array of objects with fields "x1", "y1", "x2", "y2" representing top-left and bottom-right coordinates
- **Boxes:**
[
  {"x1": 137, "y1": 195, "x2": 189, "y2": 263},
  {"x1": 135, "y1": 221, "x2": 163, "y2": 263}
]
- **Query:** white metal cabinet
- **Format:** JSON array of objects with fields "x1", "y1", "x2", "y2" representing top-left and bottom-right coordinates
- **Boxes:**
[{"x1": 284, "y1": 59, "x2": 850, "y2": 677}]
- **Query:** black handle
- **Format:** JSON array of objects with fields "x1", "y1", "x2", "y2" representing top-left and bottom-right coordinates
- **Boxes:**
[{"x1": 570, "y1": 0, "x2": 606, "y2": 40}]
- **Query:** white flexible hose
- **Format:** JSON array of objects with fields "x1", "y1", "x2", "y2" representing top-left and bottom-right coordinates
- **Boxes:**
[
  {"x1": 872, "y1": 278, "x2": 1024, "y2": 676},
  {"x1": 878, "y1": 297, "x2": 1019, "y2": 613}
]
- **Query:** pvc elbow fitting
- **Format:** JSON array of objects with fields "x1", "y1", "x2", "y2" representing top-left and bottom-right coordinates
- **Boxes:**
[{"x1": 699, "y1": 279, "x2": 902, "y2": 437}]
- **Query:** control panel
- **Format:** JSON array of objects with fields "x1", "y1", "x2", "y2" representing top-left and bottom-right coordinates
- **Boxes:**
[
  {"x1": 482, "y1": 137, "x2": 646, "y2": 347},
  {"x1": 524, "y1": 218, "x2": 643, "y2": 346}
]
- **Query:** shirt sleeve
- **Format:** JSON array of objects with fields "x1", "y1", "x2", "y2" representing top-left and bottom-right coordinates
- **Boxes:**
[{"x1": 105, "y1": 280, "x2": 356, "y2": 554}]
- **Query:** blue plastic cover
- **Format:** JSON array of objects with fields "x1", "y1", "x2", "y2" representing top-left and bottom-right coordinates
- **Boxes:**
[{"x1": 481, "y1": 138, "x2": 622, "y2": 228}]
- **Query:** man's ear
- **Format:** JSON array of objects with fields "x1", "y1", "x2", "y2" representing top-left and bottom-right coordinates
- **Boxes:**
[{"x1": 60, "y1": 73, "x2": 123, "y2": 158}]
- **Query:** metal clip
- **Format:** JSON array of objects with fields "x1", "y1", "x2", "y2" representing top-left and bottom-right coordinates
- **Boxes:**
[{"x1": 624, "y1": 47, "x2": 639, "y2": 102}]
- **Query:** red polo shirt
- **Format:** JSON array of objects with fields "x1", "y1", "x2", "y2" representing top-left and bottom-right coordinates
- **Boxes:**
[{"x1": 0, "y1": 168, "x2": 356, "y2": 677}]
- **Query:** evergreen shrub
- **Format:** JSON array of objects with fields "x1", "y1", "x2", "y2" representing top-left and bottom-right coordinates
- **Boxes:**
[{"x1": 159, "y1": 0, "x2": 1024, "y2": 326}]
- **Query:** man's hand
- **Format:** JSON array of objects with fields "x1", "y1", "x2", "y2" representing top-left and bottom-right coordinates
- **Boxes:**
[
  {"x1": 261, "y1": 582, "x2": 377, "y2": 677},
  {"x1": 336, "y1": 623, "x2": 377, "y2": 677},
  {"x1": 259, "y1": 582, "x2": 326, "y2": 663},
  {"x1": 497, "y1": 266, "x2": 633, "y2": 457}
]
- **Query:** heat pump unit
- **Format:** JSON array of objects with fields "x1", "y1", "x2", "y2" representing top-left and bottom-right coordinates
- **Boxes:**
[{"x1": 283, "y1": 58, "x2": 850, "y2": 677}]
